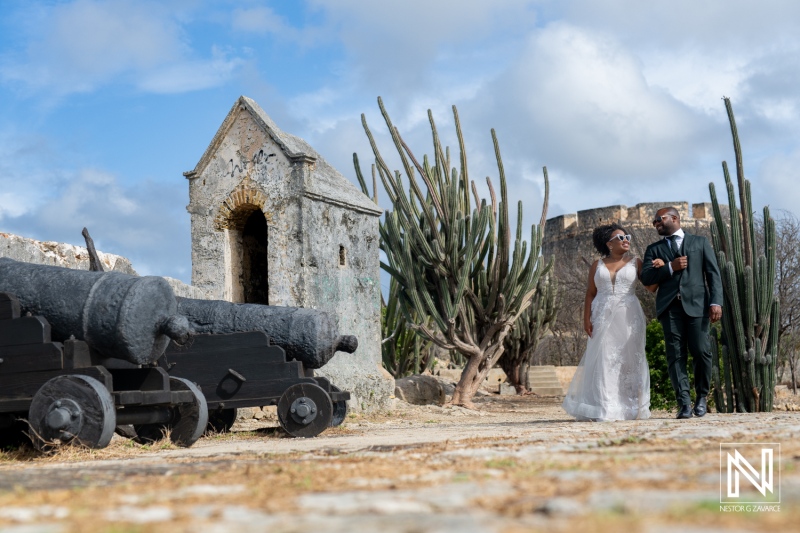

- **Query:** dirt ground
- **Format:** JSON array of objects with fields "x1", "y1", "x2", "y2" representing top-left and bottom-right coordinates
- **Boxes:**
[{"x1": 0, "y1": 392, "x2": 798, "y2": 533}]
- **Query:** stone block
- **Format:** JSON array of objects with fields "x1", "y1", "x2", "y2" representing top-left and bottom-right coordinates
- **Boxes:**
[
  {"x1": 499, "y1": 383, "x2": 517, "y2": 396},
  {"x1": 482, "y1": 368, "x2": 507, "y2": 391},
  {"x1": 236, "y1": 407, "x2": 258, "y2": 420},
  {"x1": 395, "y1": 375, "x2": 445, "y2": 406},
  {"x1": 436, "y1": 368, "x2": 462, "y2": 383}
]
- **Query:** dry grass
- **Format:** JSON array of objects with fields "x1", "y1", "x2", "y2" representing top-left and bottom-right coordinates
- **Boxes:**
[{"x1": 0, "y1": 394, "x2": 796, "y2": 532}]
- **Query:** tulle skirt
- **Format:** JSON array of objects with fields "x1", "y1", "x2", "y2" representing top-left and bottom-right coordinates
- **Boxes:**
[{"x1": 562, "y1": 294, "x2": 651, "y2": 421}]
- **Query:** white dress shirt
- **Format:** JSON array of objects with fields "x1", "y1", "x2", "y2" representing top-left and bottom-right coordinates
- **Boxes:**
[{"x1": 666, "y1": 228, "x2": 685, "y2": 275}]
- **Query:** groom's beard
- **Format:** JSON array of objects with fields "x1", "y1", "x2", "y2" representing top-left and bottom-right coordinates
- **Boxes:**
[{"x1": 656, "y1": 226, "x2": 670, "y2": 236}]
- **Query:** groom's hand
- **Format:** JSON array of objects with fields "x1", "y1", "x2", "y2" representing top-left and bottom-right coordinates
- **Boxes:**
[
  {"x1": 709, "y1": 305, "x2": 722, "y2": 323},
  {"x1": 670, "y1": 256, "x2": 688, "y2": 272}
]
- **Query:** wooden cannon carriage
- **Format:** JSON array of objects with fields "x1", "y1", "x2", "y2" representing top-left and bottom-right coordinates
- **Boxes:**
[
  {"x1": 0, "y1": 256, "x2": 354, "y2": 447},
  {"x1": 160, "y1": 330, "x2": 350, "y2": 438},
  {"x1": 0, "y1": 293, "x2": 207, "y2": 451}
]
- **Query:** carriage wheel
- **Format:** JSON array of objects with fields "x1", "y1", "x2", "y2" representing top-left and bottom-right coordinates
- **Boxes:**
[
  {"x1": 329, "y1": 385, "x2": 348, "y2": 427},
  {"x1": 28, "y1": 375, "x2": 116, "y2": 451},
  {"x1": 134, "y1": 378, "x2": 208, "y2": 448},
  {"x1": 168, "y1": 377, "x2": 208, "y2": 447},
  {"x1": 278, "y1": 383, "x2": 333, "y2": 438},
  {"x1": 206, "y1": 408, "x2": 238, "y2": 434}
]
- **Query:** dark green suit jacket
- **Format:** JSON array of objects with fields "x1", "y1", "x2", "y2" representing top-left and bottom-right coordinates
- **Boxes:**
[{"x1": 640, "y1": 232, "x2": 723, "y2": 318}]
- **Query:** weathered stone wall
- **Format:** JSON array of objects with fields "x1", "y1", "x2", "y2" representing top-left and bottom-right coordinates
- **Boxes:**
[
  {"x1": 299, "y1": 197, "x2": 391, "y2": 411},
  {"x1": 0, "y1": 232, "x2": 137, "y2": 274}
]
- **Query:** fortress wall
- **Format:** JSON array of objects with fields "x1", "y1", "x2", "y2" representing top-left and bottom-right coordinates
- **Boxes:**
[{"x1": 543, "y1": 202, "x2": 728, "y2": 266}]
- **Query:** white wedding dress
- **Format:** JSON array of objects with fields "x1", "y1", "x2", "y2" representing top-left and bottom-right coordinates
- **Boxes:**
[{"x1": 562, "y1": 258, "x2": 651, "y2": 421}]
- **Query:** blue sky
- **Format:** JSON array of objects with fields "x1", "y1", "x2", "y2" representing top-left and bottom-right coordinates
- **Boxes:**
[{"x1": 1, "y1": 1, "x2": 799, "y2": 284}]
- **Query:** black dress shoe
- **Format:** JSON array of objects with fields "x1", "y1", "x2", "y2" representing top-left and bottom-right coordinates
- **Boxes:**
[
  {"x1": 693, "y1": 397, "x2": 708, "y2": 417},
  {"x1": 676, "y1": 404, "x2": 693, "y2": 419}
]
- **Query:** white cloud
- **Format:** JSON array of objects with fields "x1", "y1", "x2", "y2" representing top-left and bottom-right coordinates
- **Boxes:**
[
  {"x1": 309, "y1": 0, "x2": 535, "y2": 94},
  {"x1": 0, "y1": 0, "x2": 242, "y2": 97},
  {"x1": 230, "y1": 5, "x2": 325, "y2": 48},
  {"x1": 0, "y1": 128, "x2": 191, "y2": 280},
  {"x1": 483, "y1": 24, "x2": 709, "y2": 179},
  {"x1": 755, "y1": 148, "x2": 800, "y2": 213},
  {"x1": 138, "y1": 47, "x2": 244, "y2": 93},
  {"x1": 286, "y1": 1, "x2": 800, "y2": 230},
  {"x1": 0, "y1": 167, "x2": 191, "y2": 280},
  {"x1": 0, "y1": 131, "x2": 65, "y2": 218}
]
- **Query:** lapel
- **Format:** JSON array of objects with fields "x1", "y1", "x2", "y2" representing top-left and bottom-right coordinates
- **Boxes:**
[{"x1": 681, "y1": 232, "x2": 693, "y2": 254}]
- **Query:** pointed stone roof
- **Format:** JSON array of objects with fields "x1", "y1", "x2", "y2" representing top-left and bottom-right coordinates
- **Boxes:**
[{"x1": 184, "y1": 96, "x2": 381, "y2": 216}]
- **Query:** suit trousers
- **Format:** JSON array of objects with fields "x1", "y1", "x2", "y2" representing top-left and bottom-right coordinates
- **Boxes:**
[{"x1": 659, "y1": 297, "x2": 712, "y2": 406}]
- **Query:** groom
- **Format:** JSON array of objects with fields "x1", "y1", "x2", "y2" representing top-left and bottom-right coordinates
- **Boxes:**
[{"x1": 640, "y1": 207, "x2": 723, "y2": 419}]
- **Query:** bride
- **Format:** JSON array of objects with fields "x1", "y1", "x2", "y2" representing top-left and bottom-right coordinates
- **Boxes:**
[{"x1": 562, "y1": 224, "x2": 659, "y2": 421}]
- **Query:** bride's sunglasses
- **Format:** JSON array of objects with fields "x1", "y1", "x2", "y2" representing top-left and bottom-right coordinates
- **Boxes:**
[{"x1": 608, "y1": 234, "x2": 632, "y2": 242}]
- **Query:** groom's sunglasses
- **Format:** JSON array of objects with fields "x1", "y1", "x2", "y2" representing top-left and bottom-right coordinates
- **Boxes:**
[
  {"x1": 608, "y1": 234, "x2": 632, "y2": 242},
  {"x1": 652, "y1": 215, "x2": 675, "y2": 225}
]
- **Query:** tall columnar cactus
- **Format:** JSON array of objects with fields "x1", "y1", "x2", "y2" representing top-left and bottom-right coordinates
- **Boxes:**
[
  {"x1": 355, "y1": 97, "x2": 553, "y2": 407},
  {"x1": 709, "y1": 97, "x2": 779, "y2": 413},
  {"x1": 378, "y1": 277, "x2": 437, "y2": 377},
  {"x1": 500, "y1": 273, "x2": 559, "y2": 393},
  {"x1": 355, "y1": 164, "x2": 435, "y2": 378}
]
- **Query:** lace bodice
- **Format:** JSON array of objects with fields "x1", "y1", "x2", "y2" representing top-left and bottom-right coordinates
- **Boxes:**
[{"x1": 595, "y1": 258, "x2": 638, "y2": 297}]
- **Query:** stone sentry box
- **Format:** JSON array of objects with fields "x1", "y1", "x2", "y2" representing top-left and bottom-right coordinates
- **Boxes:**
[{"x1": 183, "y1": 96, "x2": 393, "y2": 411}]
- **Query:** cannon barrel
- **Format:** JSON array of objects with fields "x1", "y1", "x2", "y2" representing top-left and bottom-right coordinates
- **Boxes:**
[
  {"x1": 176, "y1": 298, "x2": 358, "y2": 369},
  {"x1": 0, "y1": 257, "x2": 190, "y2": 365}
]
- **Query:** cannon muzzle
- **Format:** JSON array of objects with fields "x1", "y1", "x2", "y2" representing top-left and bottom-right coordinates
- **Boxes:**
[{"x1": 176, "y1": 298, "x2": 358, "y2": 369}]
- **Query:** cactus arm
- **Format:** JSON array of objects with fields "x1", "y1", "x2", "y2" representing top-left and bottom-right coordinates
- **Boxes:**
[
  {"x1": 702, "y1": 236, "x2": 725, "y2": 307},
  {"x1": 724, "y1": 97, "x2": 753, "y2": 268}
]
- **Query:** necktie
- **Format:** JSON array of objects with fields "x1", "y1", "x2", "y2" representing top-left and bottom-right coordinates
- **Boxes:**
[{"x1": 668, "y1": 236, "x2": 679, "y2": 256}]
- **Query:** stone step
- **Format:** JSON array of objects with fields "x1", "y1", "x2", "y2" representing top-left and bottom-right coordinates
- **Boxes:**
[
  {"x1": 527, "y1": 365, "x2": 564, "y2": 396},
  {"x1": 531, "y1": 386, "x2": 565, "y2": 396},
  {"x1": 530, "y1": 380, "x2": 562, "y2": 387}
]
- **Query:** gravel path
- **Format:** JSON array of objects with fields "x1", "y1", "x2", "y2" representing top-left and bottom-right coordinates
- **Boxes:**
[{"x1": 0, "y1": 395, "x2": 797, "y2": 533}]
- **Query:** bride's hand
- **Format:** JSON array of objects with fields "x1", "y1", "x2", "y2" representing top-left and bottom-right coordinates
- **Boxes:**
[
  {"x1": 652, "y1": 258, "x2": 665, "y2": 268},
  {"x1": 584, "y1": 320, "x2": 593, "y2": 338}
]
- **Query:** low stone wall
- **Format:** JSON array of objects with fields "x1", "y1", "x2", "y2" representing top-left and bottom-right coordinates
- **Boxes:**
[{"x1": 0, "y1": 232, "x2": 137, "y2": 274}]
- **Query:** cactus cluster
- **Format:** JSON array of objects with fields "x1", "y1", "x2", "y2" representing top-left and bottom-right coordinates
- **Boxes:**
[
  {"x1": 500, "y1": 273, "x2": 559, "y2": 393},
  {"x1": 378, "y1": 276, "x2": 436, "y2": 377},
  {"x1": 355, "y1": 164, "x2": 435, "y2": 378},
  {"x1": 355, "y1": 97, "x2": 553, "y2": 406},
  {"x1": 708, "y1": 97, "x2": 779, "y2": 413}
]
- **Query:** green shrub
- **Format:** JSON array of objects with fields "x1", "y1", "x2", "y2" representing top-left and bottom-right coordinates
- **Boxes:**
[{"x1": 645, "y1": 319, "x2": 696, "y2": 410}]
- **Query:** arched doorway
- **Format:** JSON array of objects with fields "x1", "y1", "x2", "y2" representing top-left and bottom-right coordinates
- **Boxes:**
[{"x1": 240, "y1": 209, "x2": 269, "y2": 304}]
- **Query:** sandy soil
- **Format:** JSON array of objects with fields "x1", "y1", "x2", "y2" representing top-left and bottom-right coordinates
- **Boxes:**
[{"x1": 0, "y1": 393, "x2": 797, "y2": 533}]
